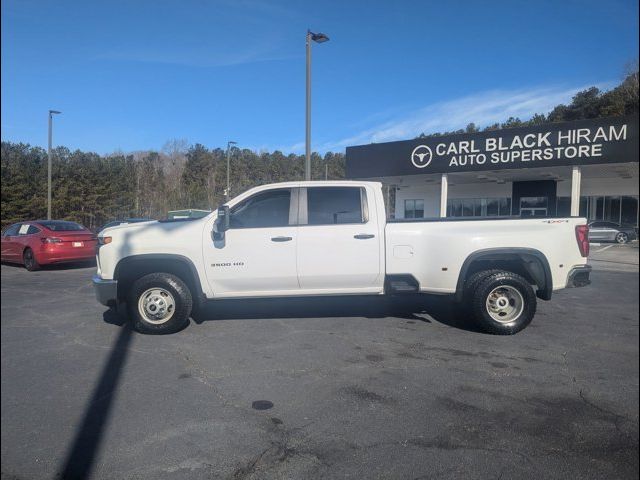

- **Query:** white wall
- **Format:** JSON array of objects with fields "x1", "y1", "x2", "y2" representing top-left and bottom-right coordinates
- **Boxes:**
[
  {"x1": 394, "y1": 184, "x2": 441, "y2": 219},
  {"x1": 448, "y1": 182, "x2": 512, "y2": 198}
]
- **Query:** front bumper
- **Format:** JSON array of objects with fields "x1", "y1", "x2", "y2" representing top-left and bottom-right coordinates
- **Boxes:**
[
  {"x1": 566, "y1": 265, "x2": 592, "y2": 288},
  {"x1": 92, "y1": 274, "x2": 118, "y2": 306}
]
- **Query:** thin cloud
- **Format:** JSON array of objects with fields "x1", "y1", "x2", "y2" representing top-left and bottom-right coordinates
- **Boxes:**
[
  {"x1": 308, "y1": 82, "x2": 615, "y2": 153},
  {"x1": 95, "y1": 1, "x2": 302, "y2": 68}
]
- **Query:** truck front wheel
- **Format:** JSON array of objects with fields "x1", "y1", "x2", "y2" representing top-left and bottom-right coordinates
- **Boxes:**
[
  {"x1": 469, "y1": 271, "x2": 536, "y2": 335},
  {"x1": 128, "y1": 273, "x2": 192, "y2": 334}
]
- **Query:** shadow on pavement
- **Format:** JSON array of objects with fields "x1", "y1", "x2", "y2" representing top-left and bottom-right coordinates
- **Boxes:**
[
  {"x1": 57, "y1": 319, "x2": 134, "y2": 479},
  {"x1": 101, "y1": 292, "x2": 482, "y2": 334},
  {"x1": 191, "y1": 294, "x2": 483, "y2": 333},
  {"x1": 0, "y1": 259, "x2": 95, "y2": 271}
]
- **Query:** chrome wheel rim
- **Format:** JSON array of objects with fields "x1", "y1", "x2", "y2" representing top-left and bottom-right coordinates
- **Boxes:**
[
  {"x1": 138, "y1": 287, "x2": 176, "y2": 324},
  {"x1": 616, "y1": 232, "x2": 628, "y2": 244},
  {"x1": 485, "y1": 285, "x2": 524, "y2": 324}
]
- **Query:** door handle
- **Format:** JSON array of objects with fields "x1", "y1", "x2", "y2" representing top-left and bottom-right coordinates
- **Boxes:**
[
  {"x1": 271, "y1": 236, "x2": 293, "y2": 242},
  {"x1": 354, "y1": 234, "x2": 375, "y2": 239}
]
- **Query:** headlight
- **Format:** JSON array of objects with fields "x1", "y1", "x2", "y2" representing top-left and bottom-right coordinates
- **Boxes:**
[{"x1": 98, "y1": 236, "x2": 112, "y2": 245}]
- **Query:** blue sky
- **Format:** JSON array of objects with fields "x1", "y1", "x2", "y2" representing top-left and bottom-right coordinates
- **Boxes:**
[{"x1": 1, "y1": 0, "x2": 638, "y2": 155}]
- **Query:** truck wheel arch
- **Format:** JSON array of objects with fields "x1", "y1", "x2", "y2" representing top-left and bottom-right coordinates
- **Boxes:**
[
  {"x1": 455, "y1": 248, "x2": 553, "y2": 302},
  {"x1": 114, "y1": 254, "x2": 204, "y2": 304}
]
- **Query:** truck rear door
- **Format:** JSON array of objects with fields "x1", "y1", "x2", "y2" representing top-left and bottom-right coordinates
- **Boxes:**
[{"x1": 296, "y1": 186, "x2": 382, "y2": 292}]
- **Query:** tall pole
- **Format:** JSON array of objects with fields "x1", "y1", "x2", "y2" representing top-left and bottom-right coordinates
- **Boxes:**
[
  {"x1": 47, "y1": 113, "x2": 52, "y2": 219},
  {"x1": 47, "y1": 110, "x2": 61, "y2": 220},
  {"x1": 226, "y1": 141, "x2": 237, "y2": 201},
  {"x1": 305, "y1": 31, "x2": 312, "y2": 181}
]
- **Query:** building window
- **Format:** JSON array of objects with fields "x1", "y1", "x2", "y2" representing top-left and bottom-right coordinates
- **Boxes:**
[
  {"x1": 556, "y1": 196, "x2": 638, "y2": 227},
  {"x1": 404, "y1": 199, "x2": 424, "y2": 219},
  {"x1": 447, "y1": 198, "x2": 511, "y2": 217},
  {"x1": 621, "y1": 196, "x2": 639, "y2": 226},
  {"x1": 556, "y1": 197, "x2": 571, "y2": 217}
]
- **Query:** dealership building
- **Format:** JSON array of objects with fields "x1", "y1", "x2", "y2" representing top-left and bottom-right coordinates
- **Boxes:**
[{"x1": 346, "y1": 115, "x2": 639, "y2": 227}]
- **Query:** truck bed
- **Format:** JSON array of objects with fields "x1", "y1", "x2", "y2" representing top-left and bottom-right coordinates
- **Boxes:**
[{"x1": 385, "y1": 216, "x2": 588, "y2": 295}]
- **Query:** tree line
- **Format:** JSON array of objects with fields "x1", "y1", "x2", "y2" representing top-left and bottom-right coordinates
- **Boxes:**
[
  {"x1": 0, "y1": 141, "x2": 345, "y2": 229},
  {"x1": 1, "y1": 70, "x2": 637, "y2": 229}
]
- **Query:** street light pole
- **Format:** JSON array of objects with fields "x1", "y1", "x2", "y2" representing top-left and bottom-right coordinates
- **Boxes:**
[
  {"x1": 47, "y1": 110, "x2": 61, "y2": 220},
  {"x1": 305, "y1": 30, "x2": 329, "y2": 181},
  {"x1": 226, "y1": 141, "x2": 237, "y2": 201}
]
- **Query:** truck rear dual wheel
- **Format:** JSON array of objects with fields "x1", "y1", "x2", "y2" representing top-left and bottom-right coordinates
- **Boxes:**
[
  {"x1": 467, "y1": 270, "x2": 537, "y2": 335},
  {"x1": 128, "y1": 273, "x2": 192, "y2": 334}
]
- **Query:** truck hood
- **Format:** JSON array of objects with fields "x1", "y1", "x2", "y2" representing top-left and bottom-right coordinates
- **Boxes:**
[{"x1": 100, "y1": 220, "x2": 157, "y2": 235}]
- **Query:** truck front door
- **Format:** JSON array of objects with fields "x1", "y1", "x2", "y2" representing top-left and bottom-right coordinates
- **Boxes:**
[{"x1": 203, "y1": 188, "x2": 299, "y2": 297}]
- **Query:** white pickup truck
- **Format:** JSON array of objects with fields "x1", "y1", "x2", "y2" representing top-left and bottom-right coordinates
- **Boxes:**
[{"x1": 93, "y1": 181, "x2": 591, "y2": 335}]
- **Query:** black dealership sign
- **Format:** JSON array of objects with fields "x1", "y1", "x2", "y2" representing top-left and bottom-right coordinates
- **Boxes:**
[{"x1": 346, "y1": 115, "x2": 639, "y2": 178}]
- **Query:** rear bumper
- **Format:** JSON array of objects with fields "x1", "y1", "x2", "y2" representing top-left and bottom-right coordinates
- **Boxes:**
[
  {"x1": 566, "y1": 265, "x2": 592, "y2": 288},
  {"x1": 39, "y1": 248, "x2": 96, "y2": 264},
  {"x1": 39, "y1": 243, "x2": 97, "y2": 264},
  {"x1": 41, "y1": 254, "x2": 96, "y2": 264},
  {"x1": 92, "y1": 275, "x2": 118, "y2": 306}
]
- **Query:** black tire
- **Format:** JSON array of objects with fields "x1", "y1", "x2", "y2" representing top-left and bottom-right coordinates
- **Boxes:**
[
  {"x1": 128, "y1": 273, "x2": 192, "y2": 334},
  {"x1": 23, "y1": 248, "x2": 40, "y2": 271},
  {"x1": 455, "y1": 269, "x2": 504, "y2": 319},
  {"x1": 616, "y1": 232, "x2": 629, "y2": 244},
  {"x1": 464, "y1": 269, "x2": 504, "y2": 298},
  {"x1": 469, "y1": 271, "x2": 536, "y2": 335}
]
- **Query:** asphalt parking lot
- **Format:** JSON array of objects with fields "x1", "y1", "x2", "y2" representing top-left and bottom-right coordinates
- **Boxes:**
[{"x1": 1, "y1": 245, "x2": 638, "y2": 480}]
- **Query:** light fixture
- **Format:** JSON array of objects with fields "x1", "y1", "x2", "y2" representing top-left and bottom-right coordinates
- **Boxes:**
[{"x1": 310, "y1": 31, "x2": 329, "y2": 43}]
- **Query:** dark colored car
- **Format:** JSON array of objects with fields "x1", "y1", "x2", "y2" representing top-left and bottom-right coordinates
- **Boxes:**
[
  {"x1": 98, "y1": 218, "x2": 152, "y2": 232},
  {"x1": 588, "y1": 221, "x2": 637, "y2": 244},
  {"x1": 0, "y1": 220, "x2": 97, "y2": 271}
]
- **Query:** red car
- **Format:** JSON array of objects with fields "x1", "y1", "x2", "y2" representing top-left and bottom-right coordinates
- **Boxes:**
[{"x1": 1, "y1": 220, "x2": 97, "y2": 271}]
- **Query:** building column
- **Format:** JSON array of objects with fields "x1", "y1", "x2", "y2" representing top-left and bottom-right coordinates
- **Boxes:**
[
  {"x1": 440, "y1": 173, "x2": 448, "y2": 218},
  {"x1": 570, "y1": 166, "x2": 582, "y2": 216}
]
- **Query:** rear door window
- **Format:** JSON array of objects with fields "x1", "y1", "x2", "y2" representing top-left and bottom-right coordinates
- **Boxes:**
[
  {"x1": 18, "y1": 225, "x2": 40, "y2": 235},
  {"x1": 306, "y1": 187, "x2": 366, "y2": 225}
]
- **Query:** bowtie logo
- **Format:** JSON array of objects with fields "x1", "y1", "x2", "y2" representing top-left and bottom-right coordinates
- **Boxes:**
[{"x1": 411, "y1": 145, "x2": 432, "y2": 168}]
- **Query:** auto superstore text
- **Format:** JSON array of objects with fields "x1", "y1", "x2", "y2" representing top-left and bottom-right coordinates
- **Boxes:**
[{"x1": 440, "y1": 125, "x2": 628, "y2": 167}]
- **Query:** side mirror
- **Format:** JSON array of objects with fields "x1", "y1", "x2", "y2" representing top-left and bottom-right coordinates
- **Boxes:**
[{"x1": 213, "y1": 205, "x2": 230, "y2": 242}]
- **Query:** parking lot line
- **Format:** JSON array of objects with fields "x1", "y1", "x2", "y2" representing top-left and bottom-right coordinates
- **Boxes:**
[{"x1": 594, "y1": 245, "x2": 615, "y2": 253}]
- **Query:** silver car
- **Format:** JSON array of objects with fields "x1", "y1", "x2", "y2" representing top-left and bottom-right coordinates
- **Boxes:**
[{"x1": 588, "y1": 221, "x2": 637, "y2": 244}]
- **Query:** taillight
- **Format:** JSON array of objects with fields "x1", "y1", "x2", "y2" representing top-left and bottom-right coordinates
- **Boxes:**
[
  {"x1": 575, "y1": 225, "x2": 589, "y2": 257},
  {"x1": 41, "y1": 237, "x2": 62, "y2": 244}
]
